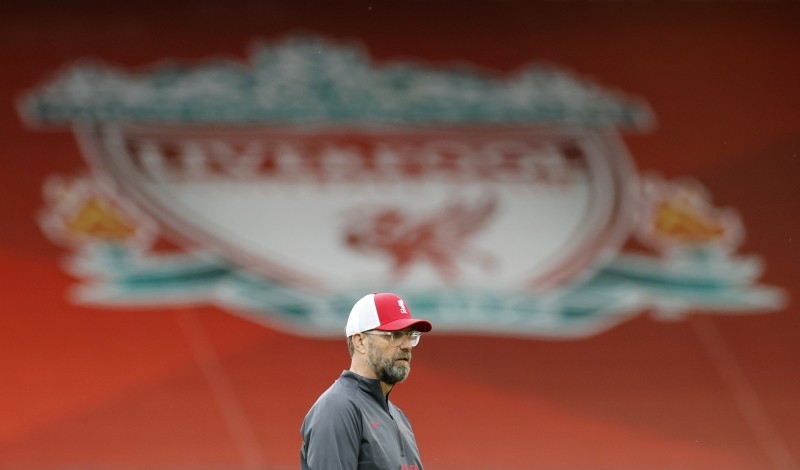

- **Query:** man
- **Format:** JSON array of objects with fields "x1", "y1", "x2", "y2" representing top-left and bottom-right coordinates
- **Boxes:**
[{"x1": 301, "y1": 292, "x2": 432, "y2": 470}]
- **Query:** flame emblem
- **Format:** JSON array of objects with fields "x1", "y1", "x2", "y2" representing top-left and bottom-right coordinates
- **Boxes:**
[
  {"x1": 637, "y1": 175, "x2": 743, "y2": 253},
  {"x1": 39, "y1": 175, "x2": 157, "y2": 249}
]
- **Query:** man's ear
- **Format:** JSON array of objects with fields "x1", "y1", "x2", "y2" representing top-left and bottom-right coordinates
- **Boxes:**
[{"x1": 353, "y1": 333, "x2": 368, "y2": 354}]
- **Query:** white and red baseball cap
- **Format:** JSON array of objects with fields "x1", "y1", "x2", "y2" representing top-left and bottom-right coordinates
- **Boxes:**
[{"x1": 345, "y1": 292, "x2": 432, "y2": 337}]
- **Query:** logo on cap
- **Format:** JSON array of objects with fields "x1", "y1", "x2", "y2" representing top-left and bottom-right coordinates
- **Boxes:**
[{"x1": 398, "y1": 299, "x2": 408, "y2": 314}]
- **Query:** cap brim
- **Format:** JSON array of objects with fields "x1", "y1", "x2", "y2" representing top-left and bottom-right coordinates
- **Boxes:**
[{"x1": 376, "y1": 318, "x2": 432, "y2": 332}]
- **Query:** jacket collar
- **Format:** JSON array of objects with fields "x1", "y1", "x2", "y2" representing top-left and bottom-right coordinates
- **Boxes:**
[{"x1": 340, "y1": 370, "x2": 391, "y2": 411}]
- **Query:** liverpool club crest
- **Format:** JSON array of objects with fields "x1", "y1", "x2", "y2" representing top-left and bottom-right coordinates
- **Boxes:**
[{"x1": 20, "y1": 36, "x2": 784, "y2": 337}]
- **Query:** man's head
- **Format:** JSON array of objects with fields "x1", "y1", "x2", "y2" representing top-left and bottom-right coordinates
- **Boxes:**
[{"x1": 345, "y1": 293, "x2": 432, "y2": 384}]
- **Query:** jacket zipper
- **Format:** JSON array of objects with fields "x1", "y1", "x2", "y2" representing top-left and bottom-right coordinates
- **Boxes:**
[{"x1": 389, "y1": 411, "x2": 405, "y2": 457}]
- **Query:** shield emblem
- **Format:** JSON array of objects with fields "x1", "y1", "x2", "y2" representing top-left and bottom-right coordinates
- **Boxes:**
[{"x1": 21, "y1": 36, "x2": 783, "y2": 338}]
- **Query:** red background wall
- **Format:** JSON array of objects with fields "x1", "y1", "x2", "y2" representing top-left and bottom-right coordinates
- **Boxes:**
[{"x1": 1, "y1": 1, "x2": 799, "y2": 469}]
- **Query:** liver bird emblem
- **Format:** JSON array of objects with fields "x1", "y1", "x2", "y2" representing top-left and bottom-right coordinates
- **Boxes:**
[{"x1": 344, "y1": 195, "x2": 499, "y2": 281}]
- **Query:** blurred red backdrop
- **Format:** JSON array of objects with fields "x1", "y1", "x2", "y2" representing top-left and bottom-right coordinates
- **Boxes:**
[{"x1": 1, "y1": 1, "x2": 799, "y2": 469}]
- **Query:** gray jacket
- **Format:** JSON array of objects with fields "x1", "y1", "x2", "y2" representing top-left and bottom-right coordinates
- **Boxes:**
[{"x1": 300, "y1": 371, "x2": 424, "y2": 470}]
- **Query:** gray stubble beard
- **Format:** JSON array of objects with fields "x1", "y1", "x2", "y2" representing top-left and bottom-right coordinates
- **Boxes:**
[{"x1": 366, "y1": 340, "x2": 411, "y2": 384}]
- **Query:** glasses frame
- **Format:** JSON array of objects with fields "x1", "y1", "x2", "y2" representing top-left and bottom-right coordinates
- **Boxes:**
[{"x1": 362, "y1": 330, "x2": 421, "y2": 347}]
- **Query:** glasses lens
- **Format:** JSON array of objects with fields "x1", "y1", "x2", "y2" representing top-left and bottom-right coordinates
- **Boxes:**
[
  {"x1": 370, "y1": 330, "x2": 421, "y2": 346},
  {"x1": 390, "y1": 331, "x2": 420, "y2": 346}
]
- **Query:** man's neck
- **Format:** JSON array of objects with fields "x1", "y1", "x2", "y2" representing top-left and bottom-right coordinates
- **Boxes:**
[{"x1": 349, "y1": 365, "x2": 394, "y2": 397}]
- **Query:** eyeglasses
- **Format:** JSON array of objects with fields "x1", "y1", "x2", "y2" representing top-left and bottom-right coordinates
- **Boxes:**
[{"x1": 362, "y1": 330, "x2": 422, "y2": 347}]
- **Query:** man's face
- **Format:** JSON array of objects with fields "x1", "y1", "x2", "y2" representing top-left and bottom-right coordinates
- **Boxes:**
[{"x1": 365, "y1": 329, "x2": 414, "y2": 385}]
